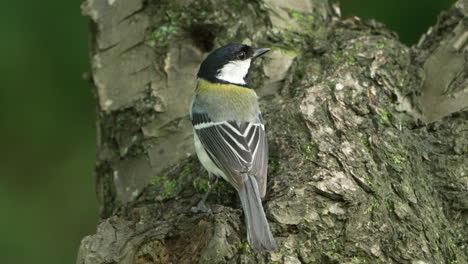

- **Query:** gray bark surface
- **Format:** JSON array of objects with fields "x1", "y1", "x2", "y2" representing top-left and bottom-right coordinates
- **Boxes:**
[{"x1": 78, "y1": 0, "x2": 468, "y2": 263}]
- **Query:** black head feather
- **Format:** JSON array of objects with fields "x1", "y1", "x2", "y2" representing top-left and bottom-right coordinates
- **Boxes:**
[{"x1": 197, "y1": 43, "x2": 257, "y2": 86}]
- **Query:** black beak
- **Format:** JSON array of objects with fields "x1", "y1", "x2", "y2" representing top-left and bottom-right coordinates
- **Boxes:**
[{"x1": 252, "y1": 48, "x2": 271, "y2": 59}]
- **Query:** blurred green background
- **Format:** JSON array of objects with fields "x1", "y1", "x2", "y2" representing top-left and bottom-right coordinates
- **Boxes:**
[
  {"x1": 340, "y1": 0, "x2": 454, "y2": 44},
  {"x1": 0, "y1": 0, "x2": 453, "y2": 263}
]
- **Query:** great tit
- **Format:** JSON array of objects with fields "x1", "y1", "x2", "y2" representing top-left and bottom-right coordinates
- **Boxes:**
[{"x1": 190, "y1": 43, "x2": 277, "y2": 252}]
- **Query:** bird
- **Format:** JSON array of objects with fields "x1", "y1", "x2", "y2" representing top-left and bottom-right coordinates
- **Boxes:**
[{"x1": 190, "y1": 43, "x2": 277, "y2": 252}]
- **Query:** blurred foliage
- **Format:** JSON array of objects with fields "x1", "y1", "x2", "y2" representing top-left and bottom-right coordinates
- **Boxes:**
[
  {"x1": 0, "y1": 0, "x2": 454, "y2": 263},
  {"x1": 0, "y1": 1, "x2": 96, "y2": 264},
  {"x1": 339, "y1": 0, "x2": 455, "y2": 44}
]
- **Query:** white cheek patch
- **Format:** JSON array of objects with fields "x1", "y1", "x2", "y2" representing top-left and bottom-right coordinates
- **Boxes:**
[{"x1": 216, "y1": 59, "x2": 251, "y2": 85}]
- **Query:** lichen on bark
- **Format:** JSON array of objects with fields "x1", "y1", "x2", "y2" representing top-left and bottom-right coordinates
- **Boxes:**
[{"x1": 78, "y1": 0, "x2": 467, "y2": 263}]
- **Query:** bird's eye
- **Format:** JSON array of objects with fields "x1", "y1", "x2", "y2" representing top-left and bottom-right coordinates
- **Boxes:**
[{"x1": 237, "y1": 51, "x2": 246, "y2": 60}]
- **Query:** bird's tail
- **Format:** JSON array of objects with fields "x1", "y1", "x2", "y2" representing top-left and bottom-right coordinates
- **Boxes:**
[{"x1": 238, "y1": 174, "x2": 277, "y2": 252}]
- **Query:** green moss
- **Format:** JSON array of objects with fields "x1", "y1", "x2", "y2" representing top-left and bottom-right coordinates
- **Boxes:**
[
  {"x1": 269, "y1": 9, "x2": 323, "y2": 53},
  {"x1": 390, "y1": 154, "x2": 406, "y2": 165},
  {"x1": 192, "y1": 173, "x2": 235, "y2": 205},
  {"x1": 354, "y1": 43, "x2": 363, "y2": 50},
  {"x1": 302, "y1": 140, "x2": 319, "y2": 160},
  {"x1": 379, "y1": 109, "x2": 390, "y2": 124},
  {"x1": 268, "y1": 156, "x2": 281, "y2": 174},
  {"x1": 148, "y1": 175, "x2": 166, "y2": 186},
  {"x1": 149, "y1": 24, "x2": 179, "y2": 48},
  {"x1": 364, "y1": 201, "x2": 379, "y2": 215},
  {"x1": 303, "y1": 204, "x2": 313, "y2": 223},
  {"x1": 346, "y1": 55, "x2": 355, "y2": 65},
  {"x1": 365, "y1": 178, "x2": 373, "y2": 187},
  {"x1": 289, "y1": 9, "x2": 315, "y2": 28},
  {"x1": 447, "y1": 237, "x2": 457, "y2": 248},
  {"x1": 233, "y1": 241, "x2": 253, "y2": 253},
  {"x1": 384, "y1": 201, "x2": 391, "y2": 209},
  {"x1": 271, "y1": 46, "x2": 297, "y2": 57},
  {"x1": 359, "y1": 134, "x2": 371, "y2": 148},
  {"x1": 332, "y1": 50, "x2": 357, "y2": 67},
  {"x1": 229, "y1": 0, "x2": 241, "y2": 8},
  {"x1": 149, "y1": 165, "x2": 192, "y2": 199},
  {"x1": 351, "y1": 256, "x2": 369, "y2": 263},
  {"x1": 180, "y1": 166, "x2": 191, "y2": 178},
  {"x1": 153, "y1": 129, "x2": 161, "y2": 138},
  {"x1": 324, "y1": 250, "x2": 341, "y2": 260},
  {"x1": 148, "y1": 175, "x2": 177, "y2": 198},
  {"x1": 193, "y1": 176, "x2": 210, "y2": 193},
  {"x1": 212, "y1": 180, "x2": 235, "y2": 196},
  {"x1": 164, "y1": 180, "x2": 177, "y2": 197},
  {"x1": 328, "y1": 239, "x2": 337, "y2": 248},
  {"x1": 333, "y1": 51, "x2": 343, "y2": 64}
]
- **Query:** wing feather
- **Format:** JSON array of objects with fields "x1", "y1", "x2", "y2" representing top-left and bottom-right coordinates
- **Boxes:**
[
  {"x1": 192, "y1": 113, "x2": 268, "y2": 193},
  {"x1": 249, "y1": 123, "x2": 268, "y2": 197}
]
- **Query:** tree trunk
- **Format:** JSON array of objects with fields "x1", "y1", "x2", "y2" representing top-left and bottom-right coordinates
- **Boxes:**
[{"x1": 77, "y1": 0, "x2": 468, "y2": 263}]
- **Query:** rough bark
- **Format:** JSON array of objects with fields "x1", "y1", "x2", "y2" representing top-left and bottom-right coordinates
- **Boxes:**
[{"x1": 77, "y1": 0, "x2": 467, "y2": 263}]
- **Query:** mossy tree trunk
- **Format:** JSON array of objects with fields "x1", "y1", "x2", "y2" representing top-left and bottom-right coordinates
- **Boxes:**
[{"x1": 77, "y1": 0, "x2": 468, "y2": 263}]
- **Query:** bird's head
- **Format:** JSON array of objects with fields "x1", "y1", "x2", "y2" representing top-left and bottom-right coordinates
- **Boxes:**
[{"x1": 197, "y1": 43, "x2": 270, "y2": 87}]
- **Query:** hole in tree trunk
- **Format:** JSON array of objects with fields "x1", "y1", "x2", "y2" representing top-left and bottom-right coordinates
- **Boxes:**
[{"x1": 189, "y1": 24, "x2": 217, "y2": 52}]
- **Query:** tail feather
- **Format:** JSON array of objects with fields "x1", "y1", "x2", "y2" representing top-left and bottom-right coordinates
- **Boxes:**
[{"x1": 238, "y1": 174, "x2": 277, "y2": 252}]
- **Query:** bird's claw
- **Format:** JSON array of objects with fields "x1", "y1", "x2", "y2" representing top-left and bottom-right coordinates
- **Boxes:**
[{"x1": 191, "y1": 200, "x2": 212, "y2": 214}]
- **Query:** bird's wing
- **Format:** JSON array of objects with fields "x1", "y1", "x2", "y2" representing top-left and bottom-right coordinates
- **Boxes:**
[
  {"x1": 192, "y1": 112, "x2": 267, "y2": 192},
  {"x1": 243, "y1": 114, "x2": 268, "y2": 198}
]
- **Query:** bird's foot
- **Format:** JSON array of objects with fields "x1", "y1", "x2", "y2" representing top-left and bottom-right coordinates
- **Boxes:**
[{"x1": 191, "y1": 200, "x2": 212, "y2": 214}]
